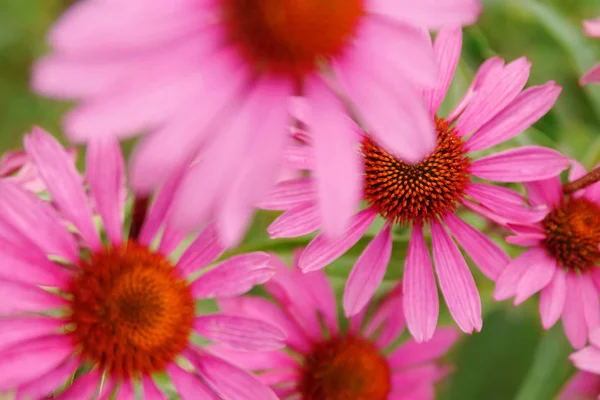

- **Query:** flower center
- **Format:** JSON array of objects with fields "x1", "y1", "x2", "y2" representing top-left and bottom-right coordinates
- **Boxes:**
[
  {"x1": 298, "y1": 335, "x2": 391, "y2": 400},
  {"x1": 362, "y1": 117, "x2": 472, "y2": 225},
  {"x1": 542, "y1": 197, "x2": 600, "y2": 271},
  {"x1": 68, "y1": 242, "x2": 195, "y2": 378},
  {"x1": 221, "y1": 0, "x2": 364, "y2": 77}
]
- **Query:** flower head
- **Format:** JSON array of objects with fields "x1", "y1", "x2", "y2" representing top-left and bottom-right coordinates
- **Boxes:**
[
  {"x1": 260, "y1": 27, "x2": 567, "y2": 341},
  {"x1": 33, "y1": 0, "x2": 481, "y2": 245},
  {"x1": 211, "y1": 253, "x2": 460, "y2": 399},
  {"x1": 582, "y1": 17, "x2": 600, "y2": 85},
  {"x1": 0, "y1": 128, "x2": 282, "y2": 399},
  {"x1": 495, "y1": 162, "x2": 600, "y2": 349}
]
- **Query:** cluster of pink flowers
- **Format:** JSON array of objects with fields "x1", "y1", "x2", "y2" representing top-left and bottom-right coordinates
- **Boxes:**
[{"x1": 1, "y1": 0, "x2": 600, "y2": 399}]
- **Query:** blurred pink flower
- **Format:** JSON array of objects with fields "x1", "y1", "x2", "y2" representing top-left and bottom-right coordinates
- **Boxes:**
[
  {"x1": 495, "y1": 162, "x2": 600, "y2": 350},
  {"x1": 582, "y1": 18, "x2": 600, "y2": 85},
  {"x1": 33, "y1": 0, "x2": 482, "y2": 245},
  {"x1": 211, "y1": 252, "x2": 460, "y2": 399},
  {"x1": 564, "y1": 327, "x2": 600, "y2": 399},
  {"x1": 0, "y1": 146, "x2": 77, "y2": 193},
  {"x1": 0, "y1": 128, "x2": 281, "y2": 399},
  {"x1": 260, "y1": 27, "x2": 567, "y2": 341}
]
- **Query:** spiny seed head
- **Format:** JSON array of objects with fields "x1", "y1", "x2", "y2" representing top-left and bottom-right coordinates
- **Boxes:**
[{"x1": 362, "y1": 117, "x2": 471, "y2": 225}]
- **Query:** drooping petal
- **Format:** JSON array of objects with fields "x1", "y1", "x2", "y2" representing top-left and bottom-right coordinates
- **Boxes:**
[
  {"x1": 299, "y1": 208, "x2": 377, "y2": 272},
  {"x1": 506, "y1": 234, "x2": 545, "y2": 247},
  {"x1": 431, "y1": 221, "x2": 482, "y2": 334},
  {"x1": 24, "y1": 128, "x2": 101, "y2": 250},
  {"x1": 257, "y1": 178, "x2": 316, "y2": 210},
  {"x1": 176, "y1": 224, "x2": 225, "y2": 278},
  {"x1": 470, "y1": 146, "x2": 570, "y2": 182},
  {"x1": 193, "y1": 314, "x2": 285, "y2": 351},
  {"x1": 570, "y1": 347, "x2": 600, "y2": 375},
  {"x1": 365, "y1": 0, "x2": 481, "y2": 28},
  {"x1": 343, "y1": 223, "x2": 392, "y2": 316},
  {"x1": 444, "y1": 213, "x2": 509, "y2": 280},
  {"x1": 582, "y1": 64, "x2": 600, "y2": 85},
  {"x1": 0, "y1": 317, "x2": 63, "y2": 352},
  {"x1": 403, "y1": 225, "x2": 438, "y2": 342},
  {"x1": 558, "y1": 371, "x2": 600, "y2": 400},
  {"x1": 53, "y1": 370, "x2": 101, "y2": 400},
  {"x1": 562, "y1": 273, "x2": 588, "y2": 349},
  {"x1": 191, "y1": 253, "x2": 274, "y2": 299},
  {"x1": 267, "y1": 202, "x2": 321, "y2": 239},
  {"x1": 513, "y1": 252, "x2": 556, "y2": 305},
  {"x1": 363, "y1": 285, "x2": 405, "y2": 348},
  {"x1": 494, "y1": 247, "x2": 547, "y2": 301},
  {"x1": 17, "y1": 358, "x2": 79, "y2": 400},
  {"x1": 581, "y1": 276, "x2": 600, "y2": 332},
  {"x1": 388, "y1": 328, "x2": 459, "y2": 368},
  {"x1": 0, "y1": 281, "x2": 67, "y2": 315},
  {"x1": 523, "y1": 177, "x2": 563, "y2": 208},
  {"x1": 167, "y1": 363, "x2": 217, "y2": 400},
  {"x1": 207, "y1": 345, "x2": 298, "y2": 372},
  {"x1": 142, "y1": 376, "x2": 167, "y2": 400}
]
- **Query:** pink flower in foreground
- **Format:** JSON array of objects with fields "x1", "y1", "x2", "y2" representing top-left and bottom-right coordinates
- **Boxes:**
[
  {"x1": 0, "y1": 128, "x2": 281, "y2": 399},
  {"x1": 33, "y1": 0, "x2": 482, "y2": 245},
  {"x1": 564, "y1": 327, "x2": 600, "y2": 399},
  {"x1": 582, "y1": 18, "x2": 600, "y2": 85},
  {"x1": 211, "y1": 253, "x2": 460, "y2": 399},
  {"x1": 495, "y1": 162, "x2": 600, "y2": 349},
  {"x1": 260, "y1": 27, "x2": 568, "y2": 341}
]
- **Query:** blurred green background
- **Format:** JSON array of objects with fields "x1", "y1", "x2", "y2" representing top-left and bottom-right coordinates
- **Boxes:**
[{"x1": 1, "y1": 0, "x2": 600, "y2": 399}]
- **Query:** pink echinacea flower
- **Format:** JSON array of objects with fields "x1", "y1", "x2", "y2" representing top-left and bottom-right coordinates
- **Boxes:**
[
  {"x1": 495, "y1": 162, "x2": 600, "y2": 349},
  {"x1": 0, "y1": 128, "x2": 282, "y2": 399},
  {"x1": 582, "y1": 17, "x2": 600, "y2": 85},
  {"x1": 259, "y1": 27, "x2": 568, "y2": 341},
  {"x1": 211, "y1": 253, "x2": 460, "y2": 400},
  {"x1": 33, "y1": 0, "x2": 481, "y2": 245}
]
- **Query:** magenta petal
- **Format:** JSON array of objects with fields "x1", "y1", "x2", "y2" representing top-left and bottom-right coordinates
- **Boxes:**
[
  {"x1": 581, "y1": 276, "x2": 600, "y2": 332},
  {"x1": 388, "y1": 328, "x2": 459, "y2": 368},
  {"x1": 306, "y1": 77, "x2": 362, "y2": 237},
  {"x1": 115, "y1": 380, "x2": 135, "y2": 400},
  {"x1": 257, "y1": 178, "x2": 315, "y2": 210},
  {"x1": 0, "y1": 317, "x2": 63, "y2": 352},
  {"x1": 24, "y1": 128, "x2": 101, "y2": 250},
  {"x1": 0, "y1": 335, "x2": 73, "y2": 390},
  {"x1": 53, "y1": 370, "x2": 101, "y2": 400},
  {"x1": 268, "y1": 202, "x2": 321, "y2": 239},
  {"x1": 142, "y1": 376, "x2": 166, "y2": 400},
  {"x1": 167, "y1": 363, "x2": 217, "y2": 400},
  {"x1": 558, "y1": 372, "x2": 600, "y2": 400},
  {"x1": 176, "y1": 224, "x2": 225, "y2": 278},
  {"x1": 185, "y1": 350, "x2": 278, "y2": 400},
  {"x1": 363, "y1": 286, "x2": 405, "y2": 348},
  {"x1": 513, "y1": 252, "x2": 556, "y2": 305},
  {"x1": 343, "y1": 224, "x2": 392, "y2": 316},
  {"x1": 444, "y1": 213, "x2": 509, "y2": 281},
  {"x1": 431, "y1": 221, "x2": 482, "y2": 334},
  {"x1": 86, "y1": 137, "x2": 125, "y2": 246},
  {"x1": 365, "y1": 0, "x2": 481, "y2": 28},
  {"x1": 523, "y1": 177, "x2": 563, "y2": 208},
  {"x1": 563, "y1": 273, "x2": 589, "y2": 349},
  {"x1": 194, "y1": 314, "x2": 285, "y2": 351},
  {"x1": 191, "y1": 252, "x2": 274, "y2": 299},
  {"x1": 423, "y1": 26, "x2": 462, "y2": 115},
  {"x1": 494, "y1": 247, "x2": 546, "y2": 301},
  {"x1": 403, "y1": 224, "x2": 439, "y2": 342},
  {"x1": 207, "y1": 345, "x2": 297, "y2": 375},
  {"x1": 470, "y1": 146, "x2": 570, "y2": 182},
  {"x1": 17, "y1": 358, "x2": 79, "y2": 400},
  {"x1": 466, "y1": 82, "x2": 561, "y2": 152},
  {"x1": 582, "y1": 64, "x2": 600, "y2": 85},
  {"x1": 299, "y1": 208, "x2": 376, "y2": 272},
  {"x1": 506, "y1": 234, "x2": 544, "y2": 247},
  {"x1": 584, "y1": 18, "x2": 600, "y2": 37},
  {"x1": 571, "y1": 347, "x2": 600, "y2": 375},
  {"x1": 0, "y1": 281, "x2": 67, "y2": 315},
  {"x1": 283, "y1": 144, "x2": 314, "y2": 170}
]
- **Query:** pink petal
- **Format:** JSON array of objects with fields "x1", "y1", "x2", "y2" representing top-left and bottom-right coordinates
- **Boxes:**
[
  {"x1": 257, "y1": 178, "x2": 315, "y2": 210},
  {"x1": 431, "y1": 221, "x2": 482, "y2": 334},
  {"x1": 306, "y1": 77, "x2": 362, "y2": 237},
  {"x1": 142, "y1": 376, "x2": 166, "y2": 400},
  {"x1": 523, "y1": 177, "x2": 563, "y2": 208},
  {"x1": 24, "y1": 128, "x2": 100, "y2": 250},
  {"x1": 0, "y1": 335, "x2": 73, "y2": 390},
  {"x1": 363, "y1": 285, "x2": 405, "y2": 348},
  {"x1": 506, "y1": 234, "x2": 545, "y2": 247},
  {"x1": 86, "y1": 137, "x2": 125, "y2": 246},
  {"x1": 590, "y1": 327, "x2": 600, "y2": 348},
  {"x1": 389, "y1": 364, "x2": 443, "y2": 394},
  {"x1": 167, "y1": 363, "x2": 217, "y2": 400},
  {"x1": 422, "y1": 26, "x2": 462, "y2": 115},
  {"x1": 571, "y1": 347, "x2": 600, "y2": 375},
  {"x1": 582, "y1": 64, "x2": 600, "y2": 85},
  {"x1": 388, "y1": 328, "x2": 460, "y2": 368},
  {"x1": 513, "y1": 252, "x2": 556, "y2": 305},
  {"x1": 456, "y1": 57, "x2": 531, "y2": 136},
  {"x1": 299, "y1": 208, "x2": 376, "y2": 272},
  {"x1": 115, "y1": 380, "x2": 135, "y2": 400},
  {"x1": 558, "y1": 371, "x2": 600, "y2": 400},
  {"x1": 403, "y1": 224, "x2": 439, "y2": 342},
  {"x1": 17, "y1": 358, "x2": 79, "y2": 400},
  {"x1": 584, "y1": 18, "x2": 600, "y2": 37},
  {"x1": 366, "y1": 0, "x2": 481, "y2": 28},
  {"x1": 444, "y1": 213, "x2": 509, "y2": 280},
  {"x1": 185, "y1": 350, "x2": 278, "y2": 400},
  {"x1": 0, "y1": 317, "x2": 63, "y2": 352},
  {"x1": 207, "y1": 345, "x2": 297, "y2": 371},
  {"x1": 176, "y1": 223, "x2": 225, "y2": 278},
  {"x1": 470, "y1": 146, "x2": 570, "y2": 182},
  {"x1": 0, "y1": 281, "x2": 67, "y2": 315},
  {"x1": 334, "y1": 51, "x2": 435, "y2": 164},
  {"x1": 465, "y1": 82, "x2": 561, "y2": 151},
  {"x1": 0, "y1": 181, "x2": 78, "y2": 263},
  {"x1": 218, "y1": 78, "x2": 292, "y2": 246},
  {"x1": 581, "y1": 276, "x2": 600, "y2": 332},
  {"x1": 194, "y1": 314, "x2": 285, "y2": 351},
  {"x1": 563, "y1": 273, "x2": 589, "y2": 349},
  {"x1": 283, "y1": 144, "x2": 314, "y2": 170},
  {"x1": 267, "y1": 202, "x2": 321, "y2": 239},
  {"x1": 494, "y1": 247, "x2": 547, "y2": 301},
  {"x1": 460, "y1": 198, "x2": 513, "y2": 226},
  {"x1": 191, "y1": 252, "x2": 275, "y2": 299},
  {"x1": 343, "y1": 223, "x2": 392, "y2": 316},
  {"x1": 54, "y1": 370, "x2": 101, "y2": 400}
]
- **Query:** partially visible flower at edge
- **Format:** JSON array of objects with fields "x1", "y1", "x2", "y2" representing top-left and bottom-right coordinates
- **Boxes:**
[
  {"x1": 562, "y1": 327, "x2": 600, "y2": 399},
  {"x1": 582, "y1": 17, "x2": 600, "y2": 85},
  {"x1": 0, "y1": 127, "x2": 282, "y2": 399},
  {"x1": 210, "y1": 252, "x2": 460, "y2": 400},
  {"x1": 258, "y1": 27, "x2": 567, "y2": 341}
]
